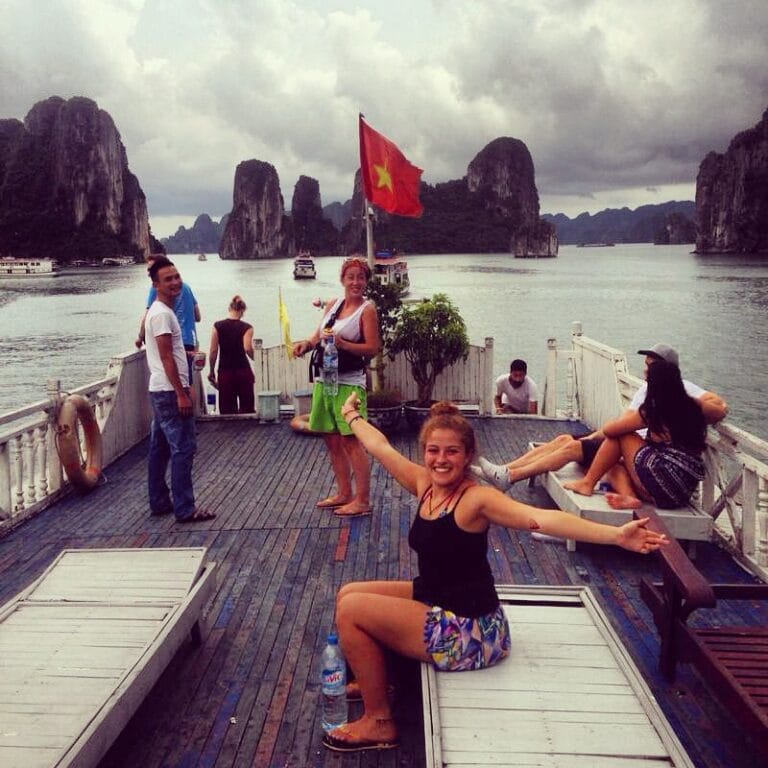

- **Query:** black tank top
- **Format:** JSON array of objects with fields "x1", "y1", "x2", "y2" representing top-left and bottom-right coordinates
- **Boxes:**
[
  {"x1": 214, "y1": 318, "x2": 252, "y2": 371},
  {"x1": 408, "y1": 486, "x2": 499, "y2": 617}
]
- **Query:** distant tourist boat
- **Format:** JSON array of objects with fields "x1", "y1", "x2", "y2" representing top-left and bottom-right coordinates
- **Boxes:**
[
  {"x1": 0, "y1": 257, "x2": 59, "y2": 277},
  {"x1": 198, "y1": 252, "x2": 207, "y2": 261},
  {"x1": 577, "y1": 242, "x2": 615, "y2": 248},
  {"x1": 101, "y1": 256, "x2": 134, "y2": 266},
  {"x1": 293, "y1": 251, "x2": 316, "y2": 279},
  {"x1": 373, "y1": 250, "x2": 409, "y2": 294}
]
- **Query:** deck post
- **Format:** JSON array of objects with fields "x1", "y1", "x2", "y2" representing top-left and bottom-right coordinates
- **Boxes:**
[
  {"x1": 46, "y1": 379, "x2": 64, "y2": 494},
  {"x1": 757, "y1": 476, "x2": 768, "y2": 566},
  {"x1": 482, "y1": 337, "x2": 494, "y2": 415},
  {"x1": 543, "y1": 338, "x2": 557, "y2": 417}
]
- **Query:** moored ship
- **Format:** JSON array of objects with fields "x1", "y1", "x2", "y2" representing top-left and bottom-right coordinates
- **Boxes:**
[
  {"x1": 293, "y1": 250, "x2": 316, "y2": 279},
  {"x1": 373, "y1": 249, "x2": 409, "y2": 294},
  {"x1": 0, "y1": 257, "x2": 59, "y2": 276}
]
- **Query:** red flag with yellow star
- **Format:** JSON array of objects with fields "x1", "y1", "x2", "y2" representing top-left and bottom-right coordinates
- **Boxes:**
[{"x1": 359, "y1": 115, "x2": 423, "y2": 217}]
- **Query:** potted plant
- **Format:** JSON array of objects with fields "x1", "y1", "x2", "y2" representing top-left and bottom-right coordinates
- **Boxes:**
[
  {"x1": 389, "y1": 293, "x2": 469, "y2": 429},
  {"x1": 365, "y1": 280, "x2": 406, "y2": 431}
]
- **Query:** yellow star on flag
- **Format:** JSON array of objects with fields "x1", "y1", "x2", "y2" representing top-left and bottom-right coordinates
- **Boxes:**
[{"x1": 373, "y1": 162, "x2": 393, "y2": 192}]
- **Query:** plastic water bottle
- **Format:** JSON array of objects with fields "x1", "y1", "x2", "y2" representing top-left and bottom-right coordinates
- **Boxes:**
[
  {"x1": 322, "y1": 335, "x2": 339, "y2": 396},
  {"x1": 321, "y1": 632, "x2": 347, "y2": 732}
]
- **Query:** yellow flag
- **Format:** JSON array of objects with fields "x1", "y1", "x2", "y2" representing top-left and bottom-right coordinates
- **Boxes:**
[{"x1": 278, "y1": 289, "x2": 292, "y2": 360}]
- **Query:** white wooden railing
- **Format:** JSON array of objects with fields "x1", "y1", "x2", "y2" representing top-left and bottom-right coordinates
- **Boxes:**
[
  {"x1": 0, "y1": 351, "x2": 153, "y2": 530},
  {"x1": 542, "y1": 321, "x2": 768, "y2": 579},
  {"x1": 249, "y1": 337, "x2": 496, "y2": 414}
]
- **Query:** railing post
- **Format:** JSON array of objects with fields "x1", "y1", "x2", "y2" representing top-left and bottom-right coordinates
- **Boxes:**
[
  {"x1": 0, "y1": 441, "x2": 11, "y2": 519},
  {"x1": 543, "y1": 338, "x2": 558, "y2": 417},
  {"x1": 11, "y1": 436, "x2": 23, "y2": 512},
  {"x1": 757, "y1": 476, "x2": 768, "y2": 567},
  {"x1": 47, "y1": 379, "x2": 64, "y2": 493},
  {"x1": 483, "y1": 337, "x2": 494, "y2": 415}
]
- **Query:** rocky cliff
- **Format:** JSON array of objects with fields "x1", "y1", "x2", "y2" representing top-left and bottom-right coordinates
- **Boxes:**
[
  {"x1": 0, "y1": 96, "x2": 152, "y2": 262},
  {"x1": 654, "y1": 212, "x2": 696, "y2": 245},
  {"x1": 291, "y1": 175, "x2": 339, "y2": 255},
  {"x1": 219, "y1": 160, "x2": 293, "y2": 260},
  {"x1": 696, "y1": 107, "x2": 768, "y2": 254},
  {"x1": 162, "y1": 213, "x2": 228, "y2": 254},
  {"x1": 340, "y1": 137, "x2": 557, "y2": 256}
]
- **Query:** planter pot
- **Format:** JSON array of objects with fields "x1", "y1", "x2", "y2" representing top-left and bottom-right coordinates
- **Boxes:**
[
  {"x1": 367, "y1": 404, "x2": 402, "y2": 432},
  {"x1": 402, "y1": 401, "x2": 434, "y2": 431}
]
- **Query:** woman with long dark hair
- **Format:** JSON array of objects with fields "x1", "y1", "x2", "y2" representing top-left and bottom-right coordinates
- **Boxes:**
[
  {"x1": 319, "y1": 395, "x2": 667, "y2": 753},
  {"x1": 565, "y1": 360, "x2": 707, "y2": 509}
]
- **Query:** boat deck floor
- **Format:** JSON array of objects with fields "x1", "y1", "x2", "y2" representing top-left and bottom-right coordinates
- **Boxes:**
[{"x1": 0, "y1": 417, "x2": 765, "y2": 768}]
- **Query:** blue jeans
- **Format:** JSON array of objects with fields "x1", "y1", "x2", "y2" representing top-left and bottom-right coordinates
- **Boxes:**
[{"x1": 148, "y1": 390, "x2": 197, "y2": 520}]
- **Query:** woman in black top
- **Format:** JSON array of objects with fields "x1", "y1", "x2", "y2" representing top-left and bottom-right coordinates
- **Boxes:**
[
  {"x1": 321, "y1": 395, "x2": 668, "y2": 753},
  {"x1": 208, "y1": 295, "x2": 255, "y2": 414}
]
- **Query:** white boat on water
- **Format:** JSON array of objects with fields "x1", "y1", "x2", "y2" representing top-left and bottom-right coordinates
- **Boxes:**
[
  {"x1": 373, "y1": 250, "x2": 409, "y2": 294},
  {"x1": 101, "y1": 256, "x2": 134, "y2": 267},
  {"x1": 0, "y1": 257, "x2": 59, "y2": 277},
  {"x1": 293, "y1": 251, "x2": 316, "y2": 279}
]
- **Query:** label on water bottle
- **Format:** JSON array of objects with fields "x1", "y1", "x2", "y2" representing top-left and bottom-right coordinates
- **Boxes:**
[{"x1": 322, "y1": 667, "x2": 344, "y2": 692}]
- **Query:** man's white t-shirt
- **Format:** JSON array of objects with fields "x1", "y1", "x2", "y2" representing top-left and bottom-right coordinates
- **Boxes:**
[
  {"x1": 495, "y1": 374, "x2": 539, "y2": 413},
  {"x1": 629, "y1": 379, "x2": 706, "y2": 438},
  {"x1": 145, "y1": 301, "x2": 189, "y2": 392}
]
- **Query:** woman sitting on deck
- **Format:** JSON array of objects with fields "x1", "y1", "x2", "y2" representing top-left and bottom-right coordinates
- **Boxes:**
[
  {"x1": 323, "y1": 395, "x2": 668, "y2": 753},
  {"x1": 564, "y1": 360, "x2": 707, "y2": 510}
]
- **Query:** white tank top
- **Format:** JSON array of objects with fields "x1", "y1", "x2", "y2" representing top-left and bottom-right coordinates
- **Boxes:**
[{"x1": 320, "y1": 298, "x2": 370, "y2": 387}]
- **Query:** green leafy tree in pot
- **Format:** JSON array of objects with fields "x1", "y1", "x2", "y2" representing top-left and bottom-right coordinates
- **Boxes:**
[
  {"x1": 389, "y1": 293, "x2": 469, "y2": 407},
  {"x1": 365, "y1": 280, "x2": 405, "y2": 406}
]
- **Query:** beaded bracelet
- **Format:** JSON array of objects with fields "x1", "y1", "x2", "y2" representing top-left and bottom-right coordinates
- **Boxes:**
[{"x1": 347, "y1": 415, "x2": 363, "y2": 427}]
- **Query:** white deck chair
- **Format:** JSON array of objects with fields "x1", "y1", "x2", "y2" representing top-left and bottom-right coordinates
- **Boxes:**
[
  {"x1": 422, "y1": 584, "x2": 695, "y2": 768},
  {"x1": 0, "y1": 548, "x2": 216, "y2": 768}
]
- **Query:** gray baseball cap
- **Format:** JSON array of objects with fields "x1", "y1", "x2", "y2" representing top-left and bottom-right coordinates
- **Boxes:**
[{"x1": 637, "y1": 343, "x2": 680, "y2": 367}]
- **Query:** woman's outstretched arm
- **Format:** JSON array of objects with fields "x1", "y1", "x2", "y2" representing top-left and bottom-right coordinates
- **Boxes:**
[
  {"x1": 341, "y1": 392, "x2": 424, "y2": 495},
  {"x1": 473, "y1": 486, "x2": 668, "y2": 553},
  {"x1": 601, "y1": 409, "x2": 645, "y2": 438}
]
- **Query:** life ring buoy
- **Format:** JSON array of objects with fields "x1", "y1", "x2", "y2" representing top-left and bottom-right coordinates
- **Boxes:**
[
  {"x1": 289, "y1": 413, "x2": 321, "y2": 435},
  {"x1": 56, "y1": 394, "x2": 103, "y2": 491}
]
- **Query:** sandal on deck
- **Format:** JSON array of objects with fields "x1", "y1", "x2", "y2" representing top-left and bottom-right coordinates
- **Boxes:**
[
  {"x1": 316, "y1": 496, "x2": 351, "y2": 509},
  {"x1": 177, "y1": 509, "x2": 216, "y2": 523},
  {"x1": 322, "y1": 731, "x2": 398, "y2": 753},
  {"x1": 333, "y1": 506, "x2": 371, "y2": 518}
]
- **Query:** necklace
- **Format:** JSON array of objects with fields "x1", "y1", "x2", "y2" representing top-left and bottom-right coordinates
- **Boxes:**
[{"x1": 427, "y1": 483, "x2": 463, "y2": 518}]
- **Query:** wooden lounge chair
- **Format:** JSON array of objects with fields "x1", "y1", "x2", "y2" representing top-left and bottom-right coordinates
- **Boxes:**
[
  {"x1": 0, "y1": 548, "x2": 216, "y2": 768},
  {"x1": 637, "y1": 508, "x2": 768, "y2": 758},
  {"x1": 422, "y1": 584, "x2": 696, "y2": 767}
]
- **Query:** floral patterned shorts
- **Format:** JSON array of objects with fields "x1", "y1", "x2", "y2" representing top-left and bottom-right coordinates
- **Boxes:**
[{"x1": 423, "y1": 604, "x2": 511, "y2": 671}]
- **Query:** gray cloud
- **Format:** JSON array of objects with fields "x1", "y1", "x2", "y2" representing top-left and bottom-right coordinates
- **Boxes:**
[{"x1": 1, "y1": 0, "x2": 767, "y2": 234}]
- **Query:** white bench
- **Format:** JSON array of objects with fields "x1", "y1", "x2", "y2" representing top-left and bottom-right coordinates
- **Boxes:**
[
  {"x1": 528, "y1": 444, "x2": 713, "y2": 552},
  {"x1": 422, "y1": 585, "x2": 696, "y2": 768},
  {"x1": 0, "y1": 548, "x2": 216, "y2": 768}
]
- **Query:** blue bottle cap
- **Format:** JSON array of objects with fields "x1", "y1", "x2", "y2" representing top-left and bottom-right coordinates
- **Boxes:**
[{"x1": 327, "y1": 632, "x2": 338, "y2": 644}]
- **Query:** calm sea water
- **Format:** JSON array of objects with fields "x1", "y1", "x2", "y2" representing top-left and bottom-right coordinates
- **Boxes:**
[{"x1": 1, "y1": 245, "x2": 766, "y2": 439}]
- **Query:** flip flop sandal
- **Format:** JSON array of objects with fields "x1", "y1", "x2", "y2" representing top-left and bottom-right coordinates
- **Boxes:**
[
  {"x1": 177, "y1": 509, "x2": 217, "y2": 523},
  {"x1": 333, "y1": 507, "x2": 372, "y2": 518},
  {"x1": 316, "y1": 497, "x2": 351, "y2": 509},
  {"x1": 321, "y1": 732, "x2": 398, "y2": 753}
]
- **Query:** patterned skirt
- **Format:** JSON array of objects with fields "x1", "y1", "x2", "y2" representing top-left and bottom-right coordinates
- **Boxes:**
[{"x1": 634, "y1": 443, "x2": 704, "y2": 509}]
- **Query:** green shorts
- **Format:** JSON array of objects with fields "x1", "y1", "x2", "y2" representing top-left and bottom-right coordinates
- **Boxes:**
[{"x1": 308, "y1": 382, "x2": 367, "y2": 435}]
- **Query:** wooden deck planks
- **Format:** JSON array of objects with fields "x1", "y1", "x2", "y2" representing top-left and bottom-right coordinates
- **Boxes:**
[{"x1": 0, "y1": 417, "x2": 764, "y2": 767}]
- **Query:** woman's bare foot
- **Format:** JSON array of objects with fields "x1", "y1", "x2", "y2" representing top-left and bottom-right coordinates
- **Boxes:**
[
  {"x1": 606, "y1": 492, "x2": 643, "y2": 510},
  {"x1": 334, "y1": 501, "x2": 372, "y2": 517},
  {"x1": 324, "y1": 714, "x2": 398, "y2": 751},
  {"x1": 563, "y1": 479, "x2": 595, "y2": 496},
  {"x1": 316, "y1": 495, "x2": 352, "y2": 509}
]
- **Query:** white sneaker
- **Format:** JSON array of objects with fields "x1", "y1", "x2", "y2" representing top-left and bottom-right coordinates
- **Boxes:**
[{"x1": 478, "y1": 457, "x2": 513, "y2": 491}]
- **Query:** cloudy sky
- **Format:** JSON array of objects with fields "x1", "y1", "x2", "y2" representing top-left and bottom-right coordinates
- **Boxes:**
[{"x1": 2, "y1": 0, "x2": 767, "y2": 238}]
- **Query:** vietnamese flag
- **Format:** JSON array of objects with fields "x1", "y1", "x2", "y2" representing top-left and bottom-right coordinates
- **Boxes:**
[{"x1": 359, "y1": 115, "x2": 423, "y2": 217}]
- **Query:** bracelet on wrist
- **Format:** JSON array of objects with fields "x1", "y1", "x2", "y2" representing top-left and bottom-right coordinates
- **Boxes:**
[{"x1": 347, "y1": 414, "x2": 363, "y2": 427}]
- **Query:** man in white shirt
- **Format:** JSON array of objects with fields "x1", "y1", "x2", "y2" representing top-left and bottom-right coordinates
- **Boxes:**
[
  {"x1": 494, "y1": 359, "x2": 539, "y2": 414},
  {"x1": 145, "y1": 256, "x2": 214, "y2": 523},
  {"x1": 477, "y1": 343, "x2": 728, "y2": 490}
]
